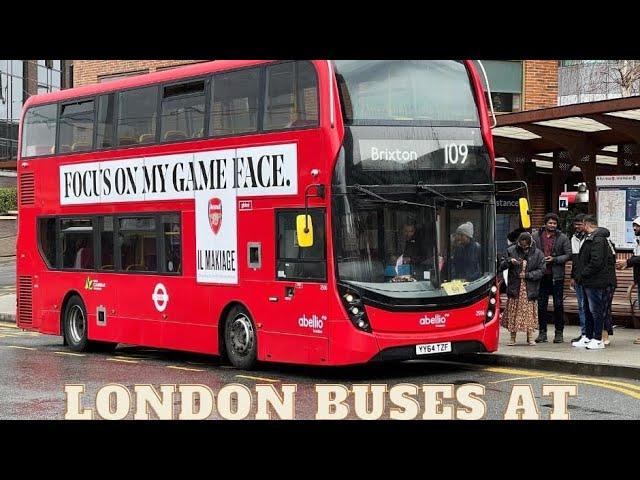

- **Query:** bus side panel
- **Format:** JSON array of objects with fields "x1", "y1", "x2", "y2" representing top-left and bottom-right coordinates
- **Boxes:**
[{"x1": 257, "y1": 331, "x2": 328, "y2": 365}]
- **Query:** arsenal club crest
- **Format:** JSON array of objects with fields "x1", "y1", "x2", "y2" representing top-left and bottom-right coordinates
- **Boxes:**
[{"x1": 209, "y1": 197, "x2": 222, "y2": 234}]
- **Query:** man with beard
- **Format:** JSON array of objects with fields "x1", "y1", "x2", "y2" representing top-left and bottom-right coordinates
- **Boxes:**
[{"x1": 532, "y1": 213, "x2": 572, "y2": 343}]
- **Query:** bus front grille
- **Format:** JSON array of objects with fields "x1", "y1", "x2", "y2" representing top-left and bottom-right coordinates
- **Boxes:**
[{"x1": 18, "y1": 276, "x2": 33, "y2": 326}]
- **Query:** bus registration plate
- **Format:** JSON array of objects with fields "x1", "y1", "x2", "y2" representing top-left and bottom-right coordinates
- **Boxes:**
[{"x1": 416, "y1": 342, "x2": 452, "y2": 355}]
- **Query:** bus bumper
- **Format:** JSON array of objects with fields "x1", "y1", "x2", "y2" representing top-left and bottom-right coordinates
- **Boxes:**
[{"x1": 329, "y1": 314, "x2": 500, "y2": 365}]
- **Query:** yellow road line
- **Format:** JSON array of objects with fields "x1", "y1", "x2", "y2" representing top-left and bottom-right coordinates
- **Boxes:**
[
  {"x1": 549, "y1": 374, "x2": 640, "y2": 394},
  {"x1": 107, "y1": 357, "x2": 138, "y2": 364},
  {"x1": 489, "y1": 374, "x2": 550, "y2": 384},
  {"x1": 0, "y1": 324, "x2": 18, "y2": 329},
  {"x1": 6, "y1": 345, "x2": 36, "y2": 350},
  {"x1": 54, "y1": 351, "x2": 85, "y2": 357},
  {"x1": 235, "y1": 374, "x2": 279, "y2": 383},
  {"x1": 167, "y1": 365, "x2": 204, "y2": 372},
  {"x1": 483, "y1": 366, "x2": 548, "y2": 377}
]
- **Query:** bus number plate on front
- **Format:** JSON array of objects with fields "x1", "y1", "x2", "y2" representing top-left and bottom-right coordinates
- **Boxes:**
[{"x1": 416, "y1": 342, "x2": 452, "y2": 355}]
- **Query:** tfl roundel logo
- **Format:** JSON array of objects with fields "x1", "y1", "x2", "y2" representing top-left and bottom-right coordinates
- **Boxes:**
[{"x1": 208, "y1": 197, "x2": 222, "y2": 235}]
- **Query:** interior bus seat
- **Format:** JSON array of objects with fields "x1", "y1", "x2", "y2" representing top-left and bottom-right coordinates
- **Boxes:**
[
  {"x1": 118, "y1": 136, "x2": 138, "y2": 146},
  {"x1": 59, "y1": 144, "x2": 72, "y2": 153},
  {"x1": 125, "y1": 264, "x2": 146, "y2": 271},
  {"x1": 163, "y1": 130, "x2": 188, "y2": 142},
  {"x1": 193, "y1": 128, "x2": 204, "y2": 138},
  {"x1": 139, "y1": 133, "x2": 155, "y2": 144},
  {"x1": 71, "y1": 141, "x2": 91, "y2": 152}
]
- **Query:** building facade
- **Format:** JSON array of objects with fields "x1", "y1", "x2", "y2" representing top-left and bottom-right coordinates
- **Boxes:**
[
  {"x1": 1, "y1": 60, "x2": 65, "y2": 163},
  {"x1": 71, "y1": 60, "x2": 206, "y2": 87},
  {"x1": 481, "y1": 60, "x2": 558, "y2": 113}
]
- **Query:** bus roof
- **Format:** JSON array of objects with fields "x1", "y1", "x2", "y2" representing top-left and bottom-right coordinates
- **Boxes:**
[{"x1": 22, "y1": 60, "x2": 279, "y2": 110}]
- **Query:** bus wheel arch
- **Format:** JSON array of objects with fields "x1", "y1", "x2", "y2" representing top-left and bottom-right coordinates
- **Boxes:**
[{"x1": 219, "y1": 302, "x2": 257, "y2": 369}]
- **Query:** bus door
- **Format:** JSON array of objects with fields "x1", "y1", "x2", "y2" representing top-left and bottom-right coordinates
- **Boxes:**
[{"x1": 263, "y1": 208, "x2": 329, "y2": 364}]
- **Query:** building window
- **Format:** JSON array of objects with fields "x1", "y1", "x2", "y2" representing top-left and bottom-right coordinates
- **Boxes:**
[
  {"x1": 480, "y1": 60, "x2": 523, "y2": 113},
  {"x1": 276, "y1": 209, "x2": 326, "y2": 281}
]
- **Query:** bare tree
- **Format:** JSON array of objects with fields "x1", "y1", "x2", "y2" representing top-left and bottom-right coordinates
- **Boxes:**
[{"x1": 560, "y1": 60, "x2": 640, "y2": 104}]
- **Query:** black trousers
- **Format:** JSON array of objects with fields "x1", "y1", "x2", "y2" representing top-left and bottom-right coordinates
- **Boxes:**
[{"x1": 537, "y1": 274, "x2": 564, "y2": 333}]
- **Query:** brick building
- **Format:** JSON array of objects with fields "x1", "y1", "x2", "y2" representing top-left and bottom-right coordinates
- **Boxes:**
[{"x1": 70, "y1": 60, "x2": 206, "y2": 87}]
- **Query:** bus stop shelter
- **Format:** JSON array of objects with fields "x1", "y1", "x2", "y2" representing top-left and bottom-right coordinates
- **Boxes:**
[{"x1": 493, "y1": 96, "x2": 640, "y2": 223}]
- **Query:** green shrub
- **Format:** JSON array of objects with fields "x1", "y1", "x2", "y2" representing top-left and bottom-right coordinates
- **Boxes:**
[{"x1": 0, "y1": 188, "x2": 17, "y2": 214}]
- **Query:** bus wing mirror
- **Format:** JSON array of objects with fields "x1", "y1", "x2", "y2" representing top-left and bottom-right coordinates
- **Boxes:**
[
  {"x1": 519, "y1": 197, "x2": 531, "y2": 229},
  {"x1": 296, "y1": 214, "x2": 314, "y2": 248}
]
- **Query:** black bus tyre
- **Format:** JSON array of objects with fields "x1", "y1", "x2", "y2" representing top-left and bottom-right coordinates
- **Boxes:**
[
  {"x1": 63, "y1": 295, "x2": 90, "y2": 352},
  {"x1": 224, "y1": 306, "x2": 257, "y2": 369}
]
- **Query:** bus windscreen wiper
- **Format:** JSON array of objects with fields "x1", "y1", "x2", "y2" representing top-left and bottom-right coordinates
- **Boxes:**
[
  {"x1": 417, "y1": 183, "x2": 493, "y2": 206},
  {"x1": 350, "y1": 184, "x2": 435, "y2": 210}
]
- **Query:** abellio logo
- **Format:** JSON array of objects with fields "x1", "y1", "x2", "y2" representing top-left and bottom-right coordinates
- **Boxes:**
[
  {"x1": 298, "y1": 314, "x2": 326, "y2": 334},
  {"x1": 419, "y1": 314, "x2": 448, "y2": 327}
]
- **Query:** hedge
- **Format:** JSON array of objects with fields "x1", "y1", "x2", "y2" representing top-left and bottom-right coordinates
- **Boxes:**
[{"x1": 0, "y1": 188, "x2": 17, "y2": 214}]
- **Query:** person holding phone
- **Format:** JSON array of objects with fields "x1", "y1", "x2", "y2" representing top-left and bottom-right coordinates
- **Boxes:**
[{"x1": 498, "y1": 232, "x2": 546, "y2": 346}]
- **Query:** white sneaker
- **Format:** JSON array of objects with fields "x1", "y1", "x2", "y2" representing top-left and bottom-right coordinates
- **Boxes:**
[
  {"x1": 586, "y1": 338, "x2": 605, "y2": 350},
  {"x1": 572, "y1": 336, "x2": 590, "y2": 348}
]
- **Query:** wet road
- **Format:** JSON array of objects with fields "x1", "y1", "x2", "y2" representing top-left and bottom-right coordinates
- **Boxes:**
[{"x1": 1, "y1": 323, "x2": 639, "y2": 420}]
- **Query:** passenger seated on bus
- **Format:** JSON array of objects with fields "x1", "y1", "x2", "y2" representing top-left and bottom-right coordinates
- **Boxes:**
[{"x1": 449, "y1": 222, "x2": 481, "y2": 282}]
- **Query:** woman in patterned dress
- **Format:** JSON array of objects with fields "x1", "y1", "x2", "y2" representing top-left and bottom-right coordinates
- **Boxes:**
[{"x1": 499, "y1": 232, "x2": 546, "y2": 346}]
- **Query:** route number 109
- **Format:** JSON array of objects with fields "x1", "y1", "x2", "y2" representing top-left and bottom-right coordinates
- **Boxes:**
[{"x1": 444, "y1": 143, "x2": 469, "y2": 165}]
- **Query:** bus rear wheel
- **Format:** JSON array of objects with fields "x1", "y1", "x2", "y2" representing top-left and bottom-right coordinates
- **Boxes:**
[
  {"x1": 224, "y1": 306, "x2": 257, "y2": 370},
  {"x1": 63, "y1": 295, "x2": 116, "y2": 352}
]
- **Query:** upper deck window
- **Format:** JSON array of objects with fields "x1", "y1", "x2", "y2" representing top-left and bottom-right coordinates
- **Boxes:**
[
  {"x1": 116, "y1": 85, "x2": 158, "y2": 146},
  {"x1": 334, "y1": 60, "x2": 480, "y2": 126},
  {"x1": 263, "y1": 61, "x2": 319, "y2": 131},
  {"x1": 21, "y1": 103, "x2": 58, "y2": 157},
  {"x1": 160, "y1": 80, "x2": 206, "y2": 142},
  {"x1": 58, "y1": 99, "x2": 94, "y2": 153},
  {"x1": 210, "y1": 68, "x2": 260, "y2": 136}
]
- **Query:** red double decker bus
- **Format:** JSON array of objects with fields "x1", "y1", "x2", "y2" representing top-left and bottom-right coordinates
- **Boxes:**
[{"x1": 17, "y1": 60, "x2": 508, "y2": 368}]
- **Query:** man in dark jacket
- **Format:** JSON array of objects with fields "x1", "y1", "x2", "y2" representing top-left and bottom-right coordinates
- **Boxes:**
[
  {"x1": 616, "y1": 216, "x2": 640, "y2": 345},
  {"x1": 450, "y1": 221, "x2": 482, "y2": 282},
  {"x1": 532, "y1": 213, "x2": 572, "y2": 343},
  {"x1": 573, "y1": 216, "x2": 617, "y2": 350}
]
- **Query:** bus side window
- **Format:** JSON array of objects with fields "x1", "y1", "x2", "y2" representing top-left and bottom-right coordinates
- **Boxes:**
[
  {"x1": 162, "y1": 214, "x2": 181, "y2": 274},
  {"x1": 276, "y1": 209, "x2": 326, "y2": 282},
  {"x1": 60, "y1": 218, "x2": 94, "y2": 270}
]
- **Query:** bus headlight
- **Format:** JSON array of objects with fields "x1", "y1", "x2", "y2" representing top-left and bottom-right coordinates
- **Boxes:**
[{"x1": 338, "y1": 286, "x2": 372, "y2": 333}]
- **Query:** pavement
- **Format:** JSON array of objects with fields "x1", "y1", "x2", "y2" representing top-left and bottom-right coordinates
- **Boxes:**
[{"x1": 455, "y1": 325, "x2": 640, "y2": 380}]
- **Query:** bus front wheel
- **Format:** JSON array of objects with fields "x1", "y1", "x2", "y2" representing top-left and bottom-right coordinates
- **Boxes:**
[{"x1": 224, "y1": 306, "x2": 257, "y2": 370}]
